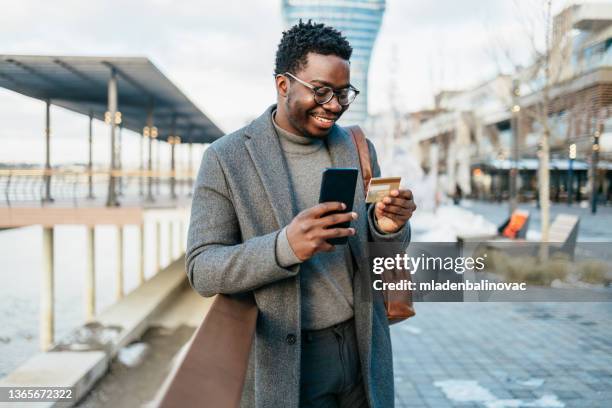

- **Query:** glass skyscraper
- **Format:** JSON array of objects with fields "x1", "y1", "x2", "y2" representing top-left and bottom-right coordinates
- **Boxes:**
[{"x1": 281, "y1": 0, "x2": 386, "y2": 126}]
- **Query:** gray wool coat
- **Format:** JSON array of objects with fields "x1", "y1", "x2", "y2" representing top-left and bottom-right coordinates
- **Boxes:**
[{"x1": 186, "y1": 105, "x2": 410, "y2": 408}]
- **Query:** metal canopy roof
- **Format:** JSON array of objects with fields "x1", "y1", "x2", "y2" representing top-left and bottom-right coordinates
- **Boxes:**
[{"x1": 0, "y1": 55, "x2": 224, "y2": 144}]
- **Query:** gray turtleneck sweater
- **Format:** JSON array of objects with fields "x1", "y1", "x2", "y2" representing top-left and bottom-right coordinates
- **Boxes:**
[{"x1": 272, "y1": 111, "x2": 405, "y2": 330}]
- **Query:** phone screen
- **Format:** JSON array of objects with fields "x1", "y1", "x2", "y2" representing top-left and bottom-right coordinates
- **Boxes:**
[{"x1": 318, "y1": 168, "x2": 358, "y2": 245}]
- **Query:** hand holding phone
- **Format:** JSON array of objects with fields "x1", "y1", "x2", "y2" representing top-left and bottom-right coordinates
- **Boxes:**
[
  {"x1": 285, "y1": 202, "x2": 357, "y2": 261},
  {"x1": 285, "y1": 168, "x2": 359, "y2": 261}
]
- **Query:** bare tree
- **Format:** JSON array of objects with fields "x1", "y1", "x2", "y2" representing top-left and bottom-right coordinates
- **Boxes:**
[{"x1": 485, "y1": 0, "x2": 576, "y2": 256}]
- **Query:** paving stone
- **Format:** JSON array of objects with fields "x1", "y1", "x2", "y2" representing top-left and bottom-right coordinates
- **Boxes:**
[
  {"x1": 391, "y1": 303, "x2": 612, "y2": 406},
  {"x1": 553, "y1": 390, "x2": 582, "y2": 400},
  {"x1": 508, "y1": 389, "x2": 536, "y2": 399},
  {"x1": 586, "y1": 382, "x2": 610, "y2": 391}
]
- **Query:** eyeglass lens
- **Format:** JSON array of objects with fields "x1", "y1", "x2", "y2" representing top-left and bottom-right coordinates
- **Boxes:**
[{"x1": 314, "y1": 87, "x2": 356, "y2": 106}]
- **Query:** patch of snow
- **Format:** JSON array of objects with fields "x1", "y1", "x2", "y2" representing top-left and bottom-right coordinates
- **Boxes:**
[
  {"x1": 526, "y1": 229, "x2": 541, "y2": 241},
  {"x1": 434, "y1": 379, "x2": 497, "y2": 402},
  {"x1": 485, "y1": 395, "x2": 564, "y2": 408},
  {"x1": 399, "y1": 325, "x2": 422, "y2": 334},
  {"x1": 118, "y1": 342, "x2": 149, "y2": 367},
  {"x1": 518, "y1": 378, "x2": 545, "y2": 388},
  {"x1": 411, "y1": 206, "x2": 496, "y2": 242},
  {"x1": 434, "y1": 379, "x2": 564, "y2": 408}
]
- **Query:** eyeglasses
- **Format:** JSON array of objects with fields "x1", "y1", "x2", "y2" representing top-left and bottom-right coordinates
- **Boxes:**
[{"x1": 282, "y1": 72, "x2": 359, "y2": 107}]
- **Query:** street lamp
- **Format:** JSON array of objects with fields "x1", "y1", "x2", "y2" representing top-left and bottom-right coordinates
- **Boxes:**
[
  {"x1": 168, "y1": 135, "x2": 181, "y2": 199},
  {"x1": 145, "y1": 126, "x2": 158, "y2": 202},
  {"x1": 567, "y1": 143, "x2": 576, "y2": 205},
  {"x1": 509, "y1": 78, "x2": 521, "y2": 214},
  {"x1": 591, "y1": 125, "x2": 601, "y2": 214},
  {"x1": 105, "y1": 109, "x2": 122, "y2": 207}
]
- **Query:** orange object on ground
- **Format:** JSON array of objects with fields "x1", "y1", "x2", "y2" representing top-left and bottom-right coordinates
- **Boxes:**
[{"x1": 502, "y1": 210, "x2": 528, "y2": 239}]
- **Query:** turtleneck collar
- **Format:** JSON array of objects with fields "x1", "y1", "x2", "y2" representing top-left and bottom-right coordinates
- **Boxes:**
[{"x1": 272, "y1": 109, "x2": 325, "y2": 155}]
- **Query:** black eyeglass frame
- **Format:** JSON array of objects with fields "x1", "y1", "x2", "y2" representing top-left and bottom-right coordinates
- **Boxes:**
[{"x1": 279, "y1": 72, "x2": 360, "y2": 107}]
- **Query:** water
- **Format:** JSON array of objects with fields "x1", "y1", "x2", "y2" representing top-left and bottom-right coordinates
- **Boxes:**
[{"x1": 0, "y1": 221, "x2": 183, "y2": 377}]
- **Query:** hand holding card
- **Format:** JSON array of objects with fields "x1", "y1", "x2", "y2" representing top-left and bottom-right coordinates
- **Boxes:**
[{"x1": 366, "y1": 177, "x2": 417, "y2": 233}]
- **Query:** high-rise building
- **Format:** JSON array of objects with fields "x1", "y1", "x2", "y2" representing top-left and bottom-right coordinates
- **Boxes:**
[{"x1": 281, "y1": 0, "x2": 386, "y2": 126}]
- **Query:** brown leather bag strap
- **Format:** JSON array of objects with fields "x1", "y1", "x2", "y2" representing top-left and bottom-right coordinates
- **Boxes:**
[
  {"x1": 346, "y1": 126, "x2": 416, "y2": 324},
  {"x1": 345, "y1": 125, "x2": 372, "y2": 196},
  {"x1": 158, "y1": 294, "x2": 257, "y2": 408}
]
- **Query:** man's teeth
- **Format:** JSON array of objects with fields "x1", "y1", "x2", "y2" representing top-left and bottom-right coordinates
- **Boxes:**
[{"x1": 312, "y1": 115, "x2": 334, "y2": 123}]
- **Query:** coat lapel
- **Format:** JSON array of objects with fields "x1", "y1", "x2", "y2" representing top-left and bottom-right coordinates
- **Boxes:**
[{"x1": 243, "y1": 105, "x2": 297, "y2": 229}]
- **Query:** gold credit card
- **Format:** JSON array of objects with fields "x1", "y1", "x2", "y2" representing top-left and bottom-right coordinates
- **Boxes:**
[{"x1": 365, "y1": 177, "x2": 402, "y2": 203}]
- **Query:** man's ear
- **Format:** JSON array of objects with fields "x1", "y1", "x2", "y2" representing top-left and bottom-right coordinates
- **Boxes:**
[{"x1": 275, "y1": 74, "x2": 289, "y2": 98}]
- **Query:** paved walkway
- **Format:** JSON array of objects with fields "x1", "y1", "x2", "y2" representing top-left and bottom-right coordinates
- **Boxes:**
[{"x1": 391, "y1": 302, "x2": 612, "y2": 408}]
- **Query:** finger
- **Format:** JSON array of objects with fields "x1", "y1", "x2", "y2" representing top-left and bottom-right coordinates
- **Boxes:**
[
  {"x1": 381, "y1": 196, "x2": 410, "y2": 208},
  {"x1": 400, "y1": 189, "x2": 413, "y2": 200},
  {"x1": 318, "y1": 211, "x2": 357, "y2": 228},
  {"x1": 377, "y1": 203, "x2": 407, "y2": 216},
  {"x1": 319, "y1": 242, "x2": 335, "y2": 252},
  {"x1": 378, "y1": 201, "x2": 409, "y2": 213},
  {"x1": 309, "y1": 202, "x2": 346, "y2": 218},
  {"x1": 319, "y1": 227, "x2": 356, "y2": 240},
  {"x1": 377, "y1": 201, "x2": 415, "y2": 216},
  {"x1": 379, "y1": 210, "x2": 410, "y2": 222},
  {"x1": 391, "y1": 189, "x2": 413, "y2": 200}
]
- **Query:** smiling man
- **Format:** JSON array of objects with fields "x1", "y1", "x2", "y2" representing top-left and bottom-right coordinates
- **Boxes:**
[{"x1": 186, "y1": 20, "x2": 416, "y2": 408}]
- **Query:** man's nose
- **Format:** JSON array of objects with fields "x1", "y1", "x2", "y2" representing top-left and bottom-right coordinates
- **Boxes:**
[{"x1": 322, "y1": 94, "x2": 343, "y2": 113}]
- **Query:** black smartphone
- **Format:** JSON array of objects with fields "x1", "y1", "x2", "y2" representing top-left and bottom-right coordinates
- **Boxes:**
[{"x1": 318, "y1": 168, "x2": 359, "y2": 245}]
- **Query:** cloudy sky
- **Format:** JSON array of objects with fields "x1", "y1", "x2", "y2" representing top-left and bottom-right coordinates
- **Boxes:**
[{"x1": 0, "y1": 0, "x2": 584, "y2": 165}]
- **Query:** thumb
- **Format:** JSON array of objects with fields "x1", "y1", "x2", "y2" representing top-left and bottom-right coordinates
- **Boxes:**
[{"x1": 374, "y1": 202, "x2": 385, "y2": 219}]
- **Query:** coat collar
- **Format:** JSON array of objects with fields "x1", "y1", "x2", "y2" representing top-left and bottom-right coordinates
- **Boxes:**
[
  {"x1": 244, "y1": 104, "x2": 368, "y2": 263},
  {"x1": 243, "y1": 105, "x2": 296, "y2": 229}
]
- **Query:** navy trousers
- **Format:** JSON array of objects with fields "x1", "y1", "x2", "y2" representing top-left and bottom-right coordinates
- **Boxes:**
[{"x1": 299, "y1": 318, "x2": 369, "y2": 408}]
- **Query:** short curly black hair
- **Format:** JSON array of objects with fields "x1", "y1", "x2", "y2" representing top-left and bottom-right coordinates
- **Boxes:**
[{"x1": 274, "y1": 20, "x2": 352, "y2": 75}]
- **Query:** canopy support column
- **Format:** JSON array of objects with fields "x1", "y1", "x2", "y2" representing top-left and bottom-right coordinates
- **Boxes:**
[
  {"x1": 188, "y1": 141, "x2": 194, "y2": 196},
  {"x1": 43, "y1": 100, "x2": 53, "y2": 203},
  {"x1": 155, "y1": 140, "x2": 160, "y2": 196},
  {"x1": 106, "y1": 68, "x2": 119, "y2": 207},
  {"x1": 40, "y1": 227, "x2": 54, "y2": 350},
  {"x1": 139, "y1": 223, "x2": 146, "y2": 284},
  {"x1": 85, "y1": 226, "x2": 96, "y2": 320},
  {"x1": 117, "y1": 124, "x2": 123, "y2": 196},
  {"x1": 87, "y1": 111, "x2": 95, "y2": 199},
  {"x1": 146, "y1": 105, "x2": 156, "y2": 202},
  {"x1": 170, "y1": 114, "x2": 178, "y2": 200}
]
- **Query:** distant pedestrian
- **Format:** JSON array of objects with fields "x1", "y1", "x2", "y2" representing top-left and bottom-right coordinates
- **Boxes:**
[{"x1": 453, "y1": 183, "x2": 463, "y2": 205}]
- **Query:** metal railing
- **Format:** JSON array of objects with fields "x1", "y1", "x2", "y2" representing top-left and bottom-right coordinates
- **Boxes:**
[{"x1": 0, "y1": 168, "x2": 195, "y2": 207}]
